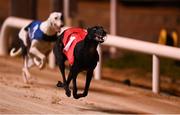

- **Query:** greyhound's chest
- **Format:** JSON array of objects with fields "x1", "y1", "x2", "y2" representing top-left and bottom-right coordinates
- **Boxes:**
[
  {"x1": 62, "y1": 28, "x2": 87, "y2": 65},
  {"x1": 73, "y1": 45, "x2": 99, "y2": 69},
  {"x1": 76, "y1": 55, "x2": 99, "y2": 70}
]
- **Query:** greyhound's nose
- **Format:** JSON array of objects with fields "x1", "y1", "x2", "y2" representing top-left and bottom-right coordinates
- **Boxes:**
[{"x1": 61, "y1": 24, "x2": 64, "y2": 27}]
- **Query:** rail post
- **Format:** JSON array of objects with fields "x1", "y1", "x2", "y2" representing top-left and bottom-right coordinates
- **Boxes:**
[
  {"x1": 109, "y1": 0, "x2": 117, "y2": 58},
  {"x1": 48, "y1": 50, "x2": 56, "y2": 69},
  {"x1": 94, "y1": 45, "x2": 102, "y2": 80},
  {"x1": 152, "y1": 54, "x2": 160, "y2": 93}
]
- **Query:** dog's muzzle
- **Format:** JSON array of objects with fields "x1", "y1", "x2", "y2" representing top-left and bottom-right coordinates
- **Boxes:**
[
  {"x1": 95, "y1": 33, "x2": 106, "y2": 43},
  {"x1": 52, "y1": 22, "x2": 64, "y2": 32}
]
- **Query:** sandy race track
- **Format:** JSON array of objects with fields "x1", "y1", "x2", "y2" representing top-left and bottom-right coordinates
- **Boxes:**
[{"x1": 0, "y1": 57, "x2": 180, "y2": 114}]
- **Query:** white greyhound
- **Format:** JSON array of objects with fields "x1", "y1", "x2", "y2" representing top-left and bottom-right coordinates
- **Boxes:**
[{"x1": 10, "y1": 12, "x2": 64, "y2": 83}]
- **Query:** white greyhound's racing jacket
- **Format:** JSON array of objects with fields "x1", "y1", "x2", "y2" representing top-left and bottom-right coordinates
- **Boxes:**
[{"x1": 24, "y1": 21, "x2": 58, "y2": 42}]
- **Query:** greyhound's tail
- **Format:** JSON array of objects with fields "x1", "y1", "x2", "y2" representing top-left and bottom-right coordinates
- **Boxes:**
[
  {"x1": 10, "y1": 38, "x2": 28, "y2": 57},
  {"x1": 10, "y1": 47, "x2": 22, "y2": 57}
]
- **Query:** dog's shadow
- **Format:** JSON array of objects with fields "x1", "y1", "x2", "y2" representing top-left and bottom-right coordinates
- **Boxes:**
[
  {"x1": 71, "y1": 86, "x2": 146, "y2": 114},
  {"x1": 30, "y1": 82, "x2": 146, "y2": 114},
  {"x1": 77, "y1": 106, "x2": 144, "y2": 114}
]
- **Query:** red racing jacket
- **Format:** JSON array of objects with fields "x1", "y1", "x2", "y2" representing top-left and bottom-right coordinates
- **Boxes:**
[{"x1": 62, "y1": 28, "x2": 87, "y2": 65}]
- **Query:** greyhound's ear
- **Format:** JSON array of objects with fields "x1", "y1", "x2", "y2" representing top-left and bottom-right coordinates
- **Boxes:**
[
  {"x1": 87, "y1": 27, "x2": 92, "y2": 32},
  {"x1": 47, "y1": 14, "x2": 53, "y2": 25},
  {"x1": 48, "y1": 19, "x2": 53, "y2": 27},
  {"x1": 87, "y1": 26, "x2": 97, "y2": 32},
  {"x1": 48, "y1": 12, "x2": 56, "y2": 22}
]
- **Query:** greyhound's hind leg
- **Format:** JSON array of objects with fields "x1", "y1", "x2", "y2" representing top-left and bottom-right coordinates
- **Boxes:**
[
  {"x1": 22, "y1": 56, "x2": 31, "y2": 83},
  {"x1": 72, "y1": 70, "x2": 93, "y2": 99},
  {"x1": 56, "y1": 59, "x2": 66, "y2": 87},
  {"x1": 56, "y1": 54, "x2": 71, "y2": 97},
  {"x1": 82, "y1": 70, "x2": 93, "y2": 97},
  {"x1": 22, "y1": 68, "x2": 30, "y2": 83},
  {"x1": 22, "y1": 55, "x2": 35, "y2": 84},
  {"x1": 53, "y1": 42, "x2": 67, "y2": 87}
]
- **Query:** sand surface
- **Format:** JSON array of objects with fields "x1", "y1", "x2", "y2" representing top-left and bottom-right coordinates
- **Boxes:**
[{"x1": 0, "y1": 57, "x2": 180, "y2": 114}]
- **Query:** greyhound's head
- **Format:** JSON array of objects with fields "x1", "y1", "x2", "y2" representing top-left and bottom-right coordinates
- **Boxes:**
[
  {"x1": 48, "y1": 12, "x2": 64, "y2": 32},
  {"x1": 87, "y1": 26, "x2": 107, "y2": 43}
]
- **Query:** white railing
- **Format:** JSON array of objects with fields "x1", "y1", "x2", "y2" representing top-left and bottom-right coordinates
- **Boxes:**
[
  {"x1": 0, "y1": 17, "x2": 32, "y2": 55},
  {"x1": 95, "y1": 35, "x2": 180, "y2": 94}
]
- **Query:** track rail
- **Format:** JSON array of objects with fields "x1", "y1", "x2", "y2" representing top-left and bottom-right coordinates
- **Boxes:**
[{"x1": 95, "y1": 35, "x2": 180, "y2": 93}]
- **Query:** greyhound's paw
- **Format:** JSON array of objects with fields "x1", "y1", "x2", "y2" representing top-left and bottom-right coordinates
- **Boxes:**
[
  {"x1": 73, "y1": 93, "x2": 87, "y2": 99},
  {"x1": 56, "y1": 81, "x2": 64, "y2": 87},
  {"x1": 39, "y1": 61, "x2": 46, "y2": 70},
  {"x1": 73, "y1": 94, "x2": 81, "y2": 99},
  {"x1": 38, "y1": 57, "x2": 46, "y2": 70},
  {"x1": 33, "y1": 57, "x2": 41, "y2": 66},
  {"x1": 65, "y1": 89, "x2": 71, "y2": 97},
  {"x1": 27, "y1": 77, "x2": 37, "y2": 84},
  {"x1": 22, "y1": 69, "x2": 30, "y2": 84}
]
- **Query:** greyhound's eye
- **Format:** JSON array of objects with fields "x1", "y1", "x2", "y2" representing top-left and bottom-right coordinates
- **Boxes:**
[
  {"x1": 93, "y1": 28, "x2": 97, "y2": 31},
  {"x1": 55, "y1": 17, "x2": 58, "y2": 20}
]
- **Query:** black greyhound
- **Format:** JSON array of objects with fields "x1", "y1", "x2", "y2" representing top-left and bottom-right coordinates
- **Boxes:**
[{"x1": 53, "y1": 26, "x2": 107, "y2": 99}]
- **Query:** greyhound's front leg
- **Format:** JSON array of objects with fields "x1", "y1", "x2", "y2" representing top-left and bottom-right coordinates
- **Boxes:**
[
  {"x1": 82, "y1": 70, "x2": 93, "y2": 97},
  {"x1": 72, "y1": 75, "x2": 87, "y2": 99},
  {"x1": 72, "y1": 76, "x2": 79, "y2": 99},
  {"x1": 29, "y1": 40, "x2": 46, "y2": 69},
  {"x1": 73, "y1": 70, "x2": 93, "y2": 99}
]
